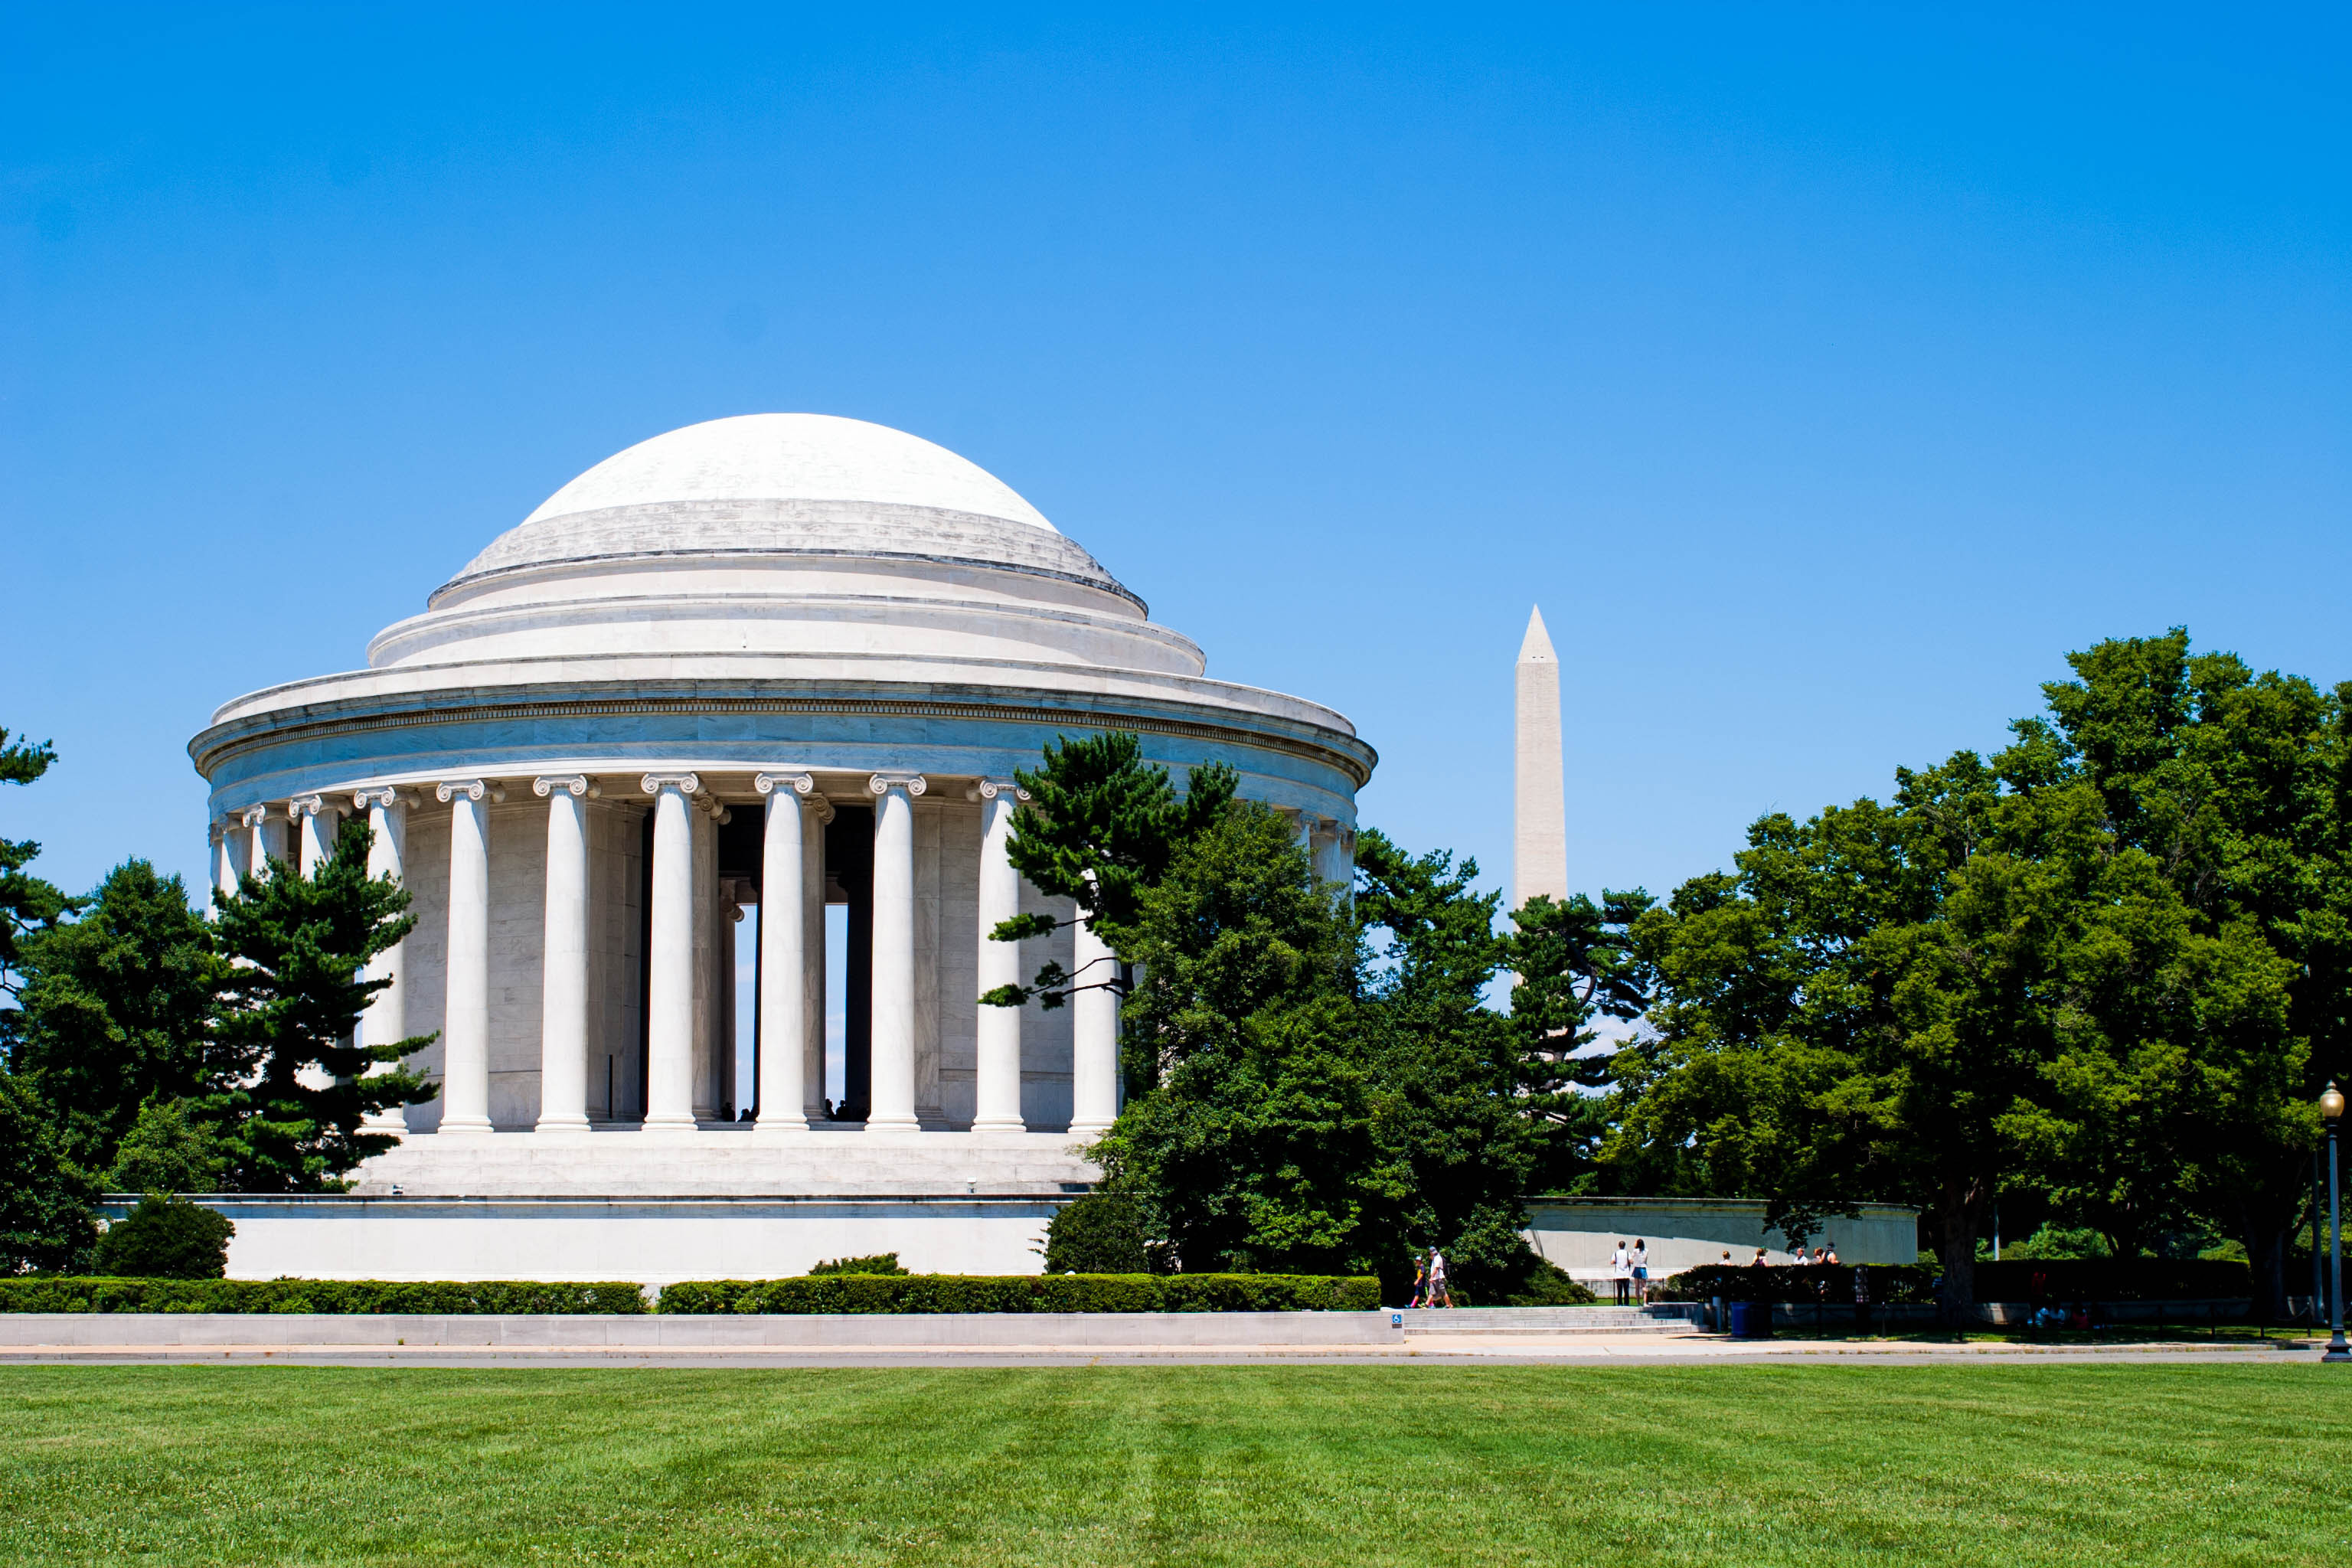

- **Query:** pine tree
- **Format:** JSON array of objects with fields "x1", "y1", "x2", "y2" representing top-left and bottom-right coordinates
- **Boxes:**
[
  {"x1": 206, "y1": 816, "x2": 437, "y2": 1190},
  {"x1": 982, "y1": 730, "x2": 1238, "y2": 1008},
  {"x1": 0, "y1": 727, "x2": 74, "y2": 1005}
]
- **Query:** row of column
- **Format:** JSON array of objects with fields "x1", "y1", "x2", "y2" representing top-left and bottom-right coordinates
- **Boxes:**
[{"x1": 213, "y1": 772, "x2": 1121, "y2": 1137}]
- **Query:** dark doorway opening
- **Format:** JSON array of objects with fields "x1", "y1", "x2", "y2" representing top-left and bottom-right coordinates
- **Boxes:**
[{"x1": 825, "y1": 805, "x2": 873, "y2": 1121}]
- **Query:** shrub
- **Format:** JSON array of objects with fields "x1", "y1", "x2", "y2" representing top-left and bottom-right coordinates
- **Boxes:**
[
  {"x1": 90, "y1": 1194, "x2": 234, "y2": 1279},
  {"x1": 104, "y1": 1102, "x2": 230, "y2": 1194},
  {"x1": 1971, "y1": 1258, "x2": 2251, "y2": 1302},
  {"x1": 1654, "y1": 1264, "x2": 1939, "y2": 1305},
  {"x1": 655, "y1": 1272, "x2": 1381, "y2": 1314},
  {"x1": 807, "y1": 1253, "x2": 908, "y2": 1276},
  {"x1": 0, "y1": 1278, "x2": 648, "y2": 1313},
  {"x1": 1499, "y1": 1260, "x2": 1598, "y2": 1307},
  {"x1": 1657, "y1": 1257, "x2": 2255, "y2": 1305},
  {"x1": 1042, "y1": 1192, "x2": 1164, "y2": 1274}
]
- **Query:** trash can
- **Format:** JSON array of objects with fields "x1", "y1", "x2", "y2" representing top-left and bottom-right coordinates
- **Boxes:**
[{"x1": 1728, "y1": 1300, "x2": 1773, "y2": 1339}]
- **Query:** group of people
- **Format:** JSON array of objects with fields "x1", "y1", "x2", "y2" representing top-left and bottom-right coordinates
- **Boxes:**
[
  {"x1": 1407, "y1": 1250, "x2": 1452, "y2": 1308},
  {"x1": 1609, "y1": 1240, "x2": 1650, "y2": 1305}
]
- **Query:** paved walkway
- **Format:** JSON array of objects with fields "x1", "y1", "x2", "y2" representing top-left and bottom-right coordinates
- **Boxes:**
[{"x1": 2, "y1": 1334, "x2": 2323, "y2": 1368}]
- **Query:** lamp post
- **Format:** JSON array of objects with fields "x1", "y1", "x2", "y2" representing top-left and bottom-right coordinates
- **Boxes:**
[{"x1": 2324, "y1": 1082, "x2": 2347, "y2": 1364}]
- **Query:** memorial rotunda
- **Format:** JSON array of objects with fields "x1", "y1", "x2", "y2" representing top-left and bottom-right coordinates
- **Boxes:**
[{"x1": 186, "y1": 414, "x2": 1370, "y2": 1279}]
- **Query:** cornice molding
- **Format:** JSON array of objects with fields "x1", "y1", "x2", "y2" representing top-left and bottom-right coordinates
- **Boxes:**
[{"x1": 189, "y1": 691, "x2": 1375, "y2": 789}]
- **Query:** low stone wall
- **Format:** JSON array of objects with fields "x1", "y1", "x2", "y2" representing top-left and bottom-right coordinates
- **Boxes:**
[
  {"x1": 0, "y1": 1311, "x2": 1402, "y2": 1348},
  {"x1": 131, "y1": 1194, "x2": 1073, "y2": 1284},
  {"x1": 1527, "y1": 1196, "x2": 1919, "y2": 1284}
]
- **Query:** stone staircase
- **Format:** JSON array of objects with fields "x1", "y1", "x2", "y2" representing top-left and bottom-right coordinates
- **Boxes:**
[{"x1": 1398, "y1": 1304, "x2": 1704, "y2": 1337}]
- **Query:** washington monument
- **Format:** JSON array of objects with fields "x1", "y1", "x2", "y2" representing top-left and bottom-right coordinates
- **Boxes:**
[{"x1": 1514, "y1": 605, "x2": 1568, "y2": 910}]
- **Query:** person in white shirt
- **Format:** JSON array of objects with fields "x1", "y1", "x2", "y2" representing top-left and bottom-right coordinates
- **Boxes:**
[
  {"x1": 1611, "y1": 1241, "x2": 1632, "y2": 1305},
  {"x1": 1426, "y1": 1249, "x2": 1451, "y2": 1308},
  {"x1": 1629, "y1": 1240, "x2": 1650, "y2": 1305}
]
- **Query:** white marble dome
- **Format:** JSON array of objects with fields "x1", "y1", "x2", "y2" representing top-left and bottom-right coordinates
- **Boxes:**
[
  {"x1": 520, "y1": 413, "x2": 1058, "y2": 534},
  {"x1": 368, "y1": 413, "x2": 1200, "y2": 677}
]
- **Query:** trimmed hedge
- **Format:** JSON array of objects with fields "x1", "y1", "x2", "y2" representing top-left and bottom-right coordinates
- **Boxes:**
[
  {"x1": 656, "y1": 1272, "x2": 1382, "y2": 1315},
  {"x1": 1661, "y1": 1257, "x2": 2254, "y2": 1305},
  {"x1": 1657, "y1": 1264, "x2": 1938, "y2": 1305},
  {"x1": 0, "y1": 1278, "x2": 648, "y2": 1315}
]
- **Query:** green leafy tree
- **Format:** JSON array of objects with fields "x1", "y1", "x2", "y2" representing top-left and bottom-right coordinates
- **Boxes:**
[
  {"x1": 2017, "y1": 631, "x2": 2347, "y2": 1312},
  {"x1": 1094, "y1": 803, "x2": 1406, "y2": 1273},
  {"x1": 982, "y1": 731, "x2": 1238, "y2": 1010},
  {"x1": 204, "y1": 817, "x2": 437, "y2": 1191},
  {"x1": 1613, "y1": 740, "x2": 2293, "y2": 1324},
  {"x1": 0, "y1": 727, "x2": 74, "y2": 1005},
  {"x1": 0, "y1": 1070, "x2": 97, "y2": 1273},
  {"x1": 90, "y1": 1193, "x2": 234, "y2": 1279},
  {"x1": 104, "y1": 1099, "x2": 232, "y2": 1194},
  {"x1": 1355, "y1": 831, "x2": 1561, "y2": 1302},
  {"x1": 5, "y1": 861, "x2": 223, "y2": 1175}
]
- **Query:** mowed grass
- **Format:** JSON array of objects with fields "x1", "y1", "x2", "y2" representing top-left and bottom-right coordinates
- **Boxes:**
[{"x1": 3, "y1": 1364, "x2": 2347, "y2": 1566}]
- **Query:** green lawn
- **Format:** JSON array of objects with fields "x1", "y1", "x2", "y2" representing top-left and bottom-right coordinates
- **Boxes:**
[{"x1": 3, "y1": 1364, "x2": 2347, "y2": 1566}]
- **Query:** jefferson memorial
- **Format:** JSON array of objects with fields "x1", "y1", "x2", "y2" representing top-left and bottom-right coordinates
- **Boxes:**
[{"x1": 188, "y1": 414, "x2": 1372, "y2": 1279}]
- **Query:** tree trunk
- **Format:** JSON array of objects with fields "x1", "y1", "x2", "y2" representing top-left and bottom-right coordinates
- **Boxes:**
[
  {"x1": 2239, "y1": 1201, "x2": 2292, "y2": 1322},
  {"x1": 1933, "y1": 1176, "x2": 1985, "y2": 1329}
]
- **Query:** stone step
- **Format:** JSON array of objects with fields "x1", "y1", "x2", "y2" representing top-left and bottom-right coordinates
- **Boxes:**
[{"x1": 1399, "y1": 1305, "x2": 1702, "y2": 1335}]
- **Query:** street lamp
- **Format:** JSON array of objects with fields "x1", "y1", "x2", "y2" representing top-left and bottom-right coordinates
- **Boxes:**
[{"x1": 2324, "y1": 1083, "x2": 2347, "y2": 1364}]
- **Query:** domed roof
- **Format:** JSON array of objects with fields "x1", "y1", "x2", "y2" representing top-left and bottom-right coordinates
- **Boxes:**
[
  {"x1": 437, "y1": 413, "x2": 1122, "y2": 605},
  {"x1": 522, "y1": 413, "x2": 1058, "y2": 534}
]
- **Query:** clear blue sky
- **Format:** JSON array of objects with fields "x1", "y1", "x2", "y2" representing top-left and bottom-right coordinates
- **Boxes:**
[{"x1": 5, "y1": 5, "x2": 2346, "y2": 913}]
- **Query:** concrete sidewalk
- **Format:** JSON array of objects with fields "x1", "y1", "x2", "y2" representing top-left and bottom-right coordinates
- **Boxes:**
[{"x1": 0, "y1": 1332, "x2": 2321, "y2": 1368}]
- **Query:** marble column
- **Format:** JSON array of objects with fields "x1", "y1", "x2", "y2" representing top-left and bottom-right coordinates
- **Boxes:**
[
  {"x1": 242, "y1": 804, "x2": 283, "y2": 880},
  {"x1": 753, "y1": 772, "x2": 815, "y2": 1133},
  {"x1": 866, "y1": 773, "x2": 925, "y2": 1132},
  {"x1": 353, "y1": 786, "x2": 410, "y2": 1134},
  {"x1": 211, "y1": 818, "x2": 242, "y2": 903},
  {"x1": 436, "y1": 779, "x2": 496, "y2": 1136},
  {"x1": 534, "y1": 776, "x2": 594, "y2": 1132},
  {"x1": 289, "y1": 794, "x2": 341, "y2": 877},
  {"x1": 641, "y1": 773, "x2": 699, "y2": 1132},
  {"x1": 1069, "y1": 897, "x2": 1120, "y2": 1138},
  {"x1": 969, "y1": 778, "x2": 1028, "y2": 1132}
]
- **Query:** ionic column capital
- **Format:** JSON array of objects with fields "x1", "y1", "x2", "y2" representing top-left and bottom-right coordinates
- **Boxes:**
[
  {"x1": 533, "y1": 775, "x2": 597, "y2": 799},
  {"x1": 239, "y1": 803, "x2": 272, "y2": 828},
  {"x1": 754, "y1": 770, "x2": 817, "y2": 798},
  {"x1": 436, "y1": 779, "x2": 506, "y2": 804},
  {"x1": 967, "y1": 777, "x2": 1030, "y2": 804},
  {"x1": 351, "y1": 786, "x2": 410, "y2": 812},
  {"x1": 867, "y1": 773, "x2": 928, "y2": 798},
  {"x1": 286, "y1": 792, "x2": 341, "y2": 820},
  {"x1": 641, "y1": 772, "x2": 701, "y2": 797},
  {"x1": 207, "y1": 818, "x2": 227, "y2": 845}
]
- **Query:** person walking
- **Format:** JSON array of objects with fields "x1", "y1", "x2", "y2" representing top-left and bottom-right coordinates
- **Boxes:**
[
  {"x1": 1407, "y1": 1253, "x2": 1429, "y2": 1309},
  {"x1": 1611, "y1": 1240, "x2": 1633, "y2": 1305},
  {"x1": 1630, "y1": 1239, "x2": 1651, "y2": 1305},
  {"x1": 1427, "y1": 1249, "x2": 1452, "y2": 1308}
]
